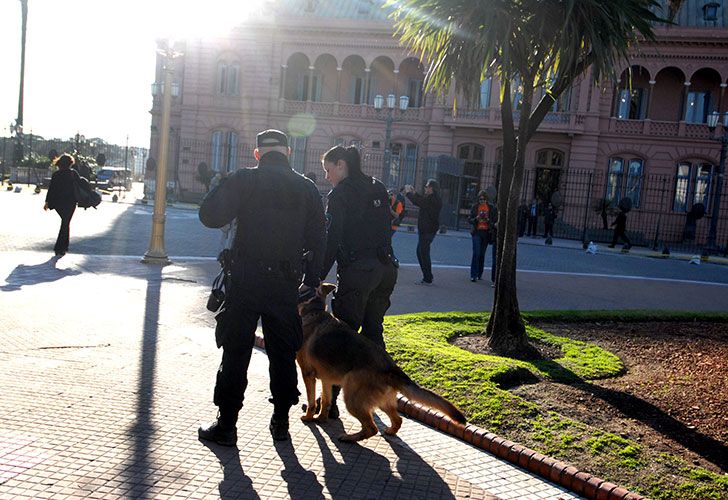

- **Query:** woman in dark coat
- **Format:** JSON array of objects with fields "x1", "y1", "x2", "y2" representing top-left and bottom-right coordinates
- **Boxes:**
[{"x1": 44, "y1": 154, "x2": 77, "y2": 256}]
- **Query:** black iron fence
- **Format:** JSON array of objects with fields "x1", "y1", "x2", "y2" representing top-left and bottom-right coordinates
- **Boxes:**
[{"x1": 167, "y1": 137, "x2": 727, "y2": 255}]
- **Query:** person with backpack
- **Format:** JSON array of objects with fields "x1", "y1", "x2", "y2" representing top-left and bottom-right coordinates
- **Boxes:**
[{"x1": 43, "y1": 154, "x2": 78, "y2": 256}]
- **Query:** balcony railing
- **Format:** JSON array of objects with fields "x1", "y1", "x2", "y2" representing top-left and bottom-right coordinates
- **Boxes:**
[
  {"x1": 608, "y1": 118, "x2": 713, "y2": 140},
  {"x1": 443, "y1": 107, "x2": 587, "y2": 134},
  {"x1": 279, "y1": 99, "x2": 427, "y2": 121}
]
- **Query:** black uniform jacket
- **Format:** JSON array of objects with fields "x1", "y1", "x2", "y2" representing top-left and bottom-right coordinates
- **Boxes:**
[
  {"x1": 406, "y1": 191, "x2": 442, "y2": 234},
  {"x1": 321, "y1": 174, "x2": 392, "y2": 279},
  {"x1": 199, "y1": 152, "x2": 326, "y2": 288},
  {"x1": 45, "y1": 168, "x2": 77, "y2": 210}
]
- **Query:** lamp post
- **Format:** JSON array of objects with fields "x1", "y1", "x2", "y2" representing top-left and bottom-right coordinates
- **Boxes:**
[
  {"x1": 143, "y1": 41, "x2": 181, "y2": 265},
  {"x1": 14, "y1": 0, "x2": 28, "y2": 172},
  {"x1": 706, "y1": 111, "x2": 727, "y2": 254},
  {"x1": 373, "y1": 93, "x2": 409, "y2": 186}
]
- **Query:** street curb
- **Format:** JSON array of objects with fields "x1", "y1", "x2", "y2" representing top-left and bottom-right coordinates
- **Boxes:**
[{"x1": 253, "y1": 333, "x2": 644, "y2": 500}]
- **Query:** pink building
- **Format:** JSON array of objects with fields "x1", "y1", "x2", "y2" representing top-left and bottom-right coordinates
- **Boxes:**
[{"x1": 149, "y1": 0, "x2": 728, "y2": 252}]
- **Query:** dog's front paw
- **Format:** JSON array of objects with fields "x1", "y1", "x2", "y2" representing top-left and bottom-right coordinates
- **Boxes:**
[{"x1": 301, "y1": 413, "x2": 315, "y2": 422}]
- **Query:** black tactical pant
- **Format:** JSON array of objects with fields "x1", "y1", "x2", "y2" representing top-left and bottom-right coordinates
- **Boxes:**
[
  {"x1": 332, "y1": 257, "x2": 398, "y2": 349},
  {"x1": 213, "y1": 277, "x2": 302, "y2": 424},
  {"x1": 54, "y1": 203, "x2": 76, "y2": 255}
]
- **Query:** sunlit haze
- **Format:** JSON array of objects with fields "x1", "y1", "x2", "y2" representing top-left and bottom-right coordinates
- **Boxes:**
[{"x1": 0, "y1": 0, "x2": 267, "y2": 148}]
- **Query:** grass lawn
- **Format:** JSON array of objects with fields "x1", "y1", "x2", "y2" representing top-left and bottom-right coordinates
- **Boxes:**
[{"x1": 383, "y1": 311, "x2": 728, "y2": 500}]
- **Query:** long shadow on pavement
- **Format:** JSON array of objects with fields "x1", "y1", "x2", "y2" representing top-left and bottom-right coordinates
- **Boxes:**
[
  {"x1": 122, "y1": 266, "x2": 163, "y2": 499},
  {"x1": 1, "y1": 255, "x2": 81, "y2": 291},
  {"x1": 274, "y1": 439, "x2": 325, "y2": 499},
  {"x1": 201, "y1": 441, "x2": 260, "y2": 499},
  {"x1": 307, "y1": 419, "x2": 456, "y2": 499},
  {"x1": 531, "y1": 359, "x2": 728, "y2": 471}
]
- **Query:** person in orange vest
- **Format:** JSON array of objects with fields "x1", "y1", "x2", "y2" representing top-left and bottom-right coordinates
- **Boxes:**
[
  {"x1": 389, "y1": 189, "x2": 405, "y2": 236},
  {"x1": 468, "y1": 190, "x2": 497, "y2": 283}
]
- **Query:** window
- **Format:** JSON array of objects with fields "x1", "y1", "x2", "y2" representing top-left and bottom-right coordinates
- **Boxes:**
[
  {"x1": 211, "y1": 130, "x2": 238, "y2": 173},
  {"x1": 352, "y1": 77, "x2": 364, "y2": 104},
  {"x1": 217, "y1": 61, "x2": 239, "y2": 96},
  {"x1": 407, "y1": 79, "x2": 423, "y2": 108},
  {"x1": 388, "y1": 142, "x2": 418, "y2": 187},
  {"x1": 511, "y1": 76, "x2": 523, "y2": 110},
  {"x1": 673, "y1": 161, "x2": 715, "y2": 212},
  {"x1": 298, "y1": 73, "x2": 321, "y2": 101},
  {"x1": 606, "y1": 157, "x2": 643, "y2": 207},
  {"x1": 625, "y1": 159, "x2": 644, "y2": 207},
  {"x1": 290, "y1": 136, "x2": 307, "y2": 173},
  {"x1": 685, "y1": 91, "x2": 711, "y2": 123},
  {"x1": 479, "y1": 78, "x2": 492, "y2": 109},
  {"x1": 616, "y1": 88, "x2": 646, "y2": 120},
  {"x1": 606, "y1": 158, "x2": 624, "y2": 201},
  {"x1": 703, "y1": 2, "x2": 719, "y2": 21}
]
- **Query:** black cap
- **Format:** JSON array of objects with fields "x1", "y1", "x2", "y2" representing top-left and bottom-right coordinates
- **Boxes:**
[
  {"x1": 425, "y1": 178, "x2": 439, "y2": 190},
  {"x1": 256, "y1": 129, "x2": 288, "y2": 148}
]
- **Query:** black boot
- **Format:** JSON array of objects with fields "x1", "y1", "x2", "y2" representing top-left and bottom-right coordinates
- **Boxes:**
[
  {"x1": 198, "y1": 420, "x2": 237, "y2": 446},
  {"x1": 269, "y1": 415, "x2": 290, "y2": 441},
  {"x1": 313, "y1": 386, "x2": 341, "y2": 419}
]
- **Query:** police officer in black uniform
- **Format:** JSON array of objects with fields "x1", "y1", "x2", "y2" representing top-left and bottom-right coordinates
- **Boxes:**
[
  {"x1": 197, "y1": 129, "x2": 326, "y2": 445},
  {"x1": 319, "y1": 145, "x2": 398, "y2": 416}
]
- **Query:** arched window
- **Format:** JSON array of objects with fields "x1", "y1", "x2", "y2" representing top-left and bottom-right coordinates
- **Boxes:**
[
  {"x1": 211, "y1": 130, "x2": 239, "y2": 173},
  {"x1": 216, "y1": 60, "x2": 240, "y2": 96},
  {"x1": 673, "y1": 160, "x2": 715, "y2": 212},
  {"x1": 606, "y1": 157, "x2": 644, "y2": 208}
]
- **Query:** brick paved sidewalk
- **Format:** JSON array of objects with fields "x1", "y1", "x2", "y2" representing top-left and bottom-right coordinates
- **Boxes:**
[{"x1": 0, "y1": 252, "x2": 580, "y2": 499}]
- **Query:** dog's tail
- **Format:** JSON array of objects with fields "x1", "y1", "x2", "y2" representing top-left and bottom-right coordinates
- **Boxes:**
[{"x1": 388, "y1": 367, "x2": 466, "y2": 424}]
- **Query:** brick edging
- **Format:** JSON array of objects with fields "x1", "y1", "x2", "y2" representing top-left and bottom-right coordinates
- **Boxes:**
[
  {"x1": 394, "y1": 396, "x2": 643, "y2": 500},
  {"x1": 254, "y1": 334, "x2": 643, "y2": 499}
]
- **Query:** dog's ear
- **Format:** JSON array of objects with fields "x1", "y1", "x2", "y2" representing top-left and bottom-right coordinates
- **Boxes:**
[{"x1": 319, "y1": 283, "x2": 336, "y2": 298}]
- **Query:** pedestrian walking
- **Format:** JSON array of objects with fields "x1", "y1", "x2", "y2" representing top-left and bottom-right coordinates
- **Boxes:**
[
  {"x1": 468, "y1": 190, "x2": 496, "y2": 282},
  {"x1": 319, "y1": 145, "x2": 399, "y2": 417},
  {"x1": 405, "y1": 179, "x2": 442, "y2": 285},
  {"x1": 543, "y1": 202, "x2": 556, "y2": 242},
  {"x1": 609, "y1": 207, "x2": 632, "y2": 249},
  {"x1": 43, "y1": 154, "x2": 78, "y2": 257},
  {"x1": 197, "y1": 129, "x2": 326, "y2": 445},
  {"x1": 527, "y1": 198, "x2": 539, "y2": 237}
]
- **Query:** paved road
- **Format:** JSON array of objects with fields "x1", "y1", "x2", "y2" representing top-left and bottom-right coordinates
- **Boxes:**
[{"x1": 3, "y1": 187, "x2": 728, "y2": 313}]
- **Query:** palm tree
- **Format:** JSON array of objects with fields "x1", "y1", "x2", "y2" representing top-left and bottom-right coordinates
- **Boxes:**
[{"x1": 390, "y1": 0, "x2": 668, "y2": 358}]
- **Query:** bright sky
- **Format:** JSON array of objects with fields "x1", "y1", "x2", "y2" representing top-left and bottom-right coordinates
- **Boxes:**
[{"x1": 0, "y1": 0, "x2": 266, "y2": 148}]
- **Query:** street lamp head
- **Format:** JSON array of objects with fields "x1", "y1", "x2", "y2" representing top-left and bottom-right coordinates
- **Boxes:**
[
  {"x1": 399, "y1": 95, "x2": 410, "y2": 111},
  {"x1": 151, "y1": 83, "x2": 160, "y2": 96},
  {"x1": 171, "y1": 82, "x2": 180, "y2": 97},
  {"x1": 374, "y1": 94, "x2": 384, "y2": 110},
  {"x1": 707, "y1": 110, "x2": 720, "y2": 131},
  {"x1": 386, "y1": 94, "x2": 396, "y2": 109}
]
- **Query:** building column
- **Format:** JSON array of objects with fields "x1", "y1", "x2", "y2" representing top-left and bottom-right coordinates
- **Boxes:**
[
  {"x1": 719, "y1": 82, "x2": 727, "y2": 114},
  {"x1": 307, "y1": 65, "x2": 315, "y2": 102},
  {"x1": 393, "y1": 68, "x2": 400, "y2": 97},
  {"x1": 335, "y1": 67, "x2": 342, "y2": 102},
  {"x1": 645, "y1": 80, "x2": 656, "y2": 119},
  {"x1": 363, "y1": 67, "x2": 371, "y2": 116},
  {"x1": 682, "y1": 81, "x2": 691, "y2": 121},
  {"x1": 280, "y1": 64, "x2": 287, "y2": 99}
]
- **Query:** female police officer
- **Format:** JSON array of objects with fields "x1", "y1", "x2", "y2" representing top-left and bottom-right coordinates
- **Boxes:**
[{"x1": 318, "y1": 145, "x2": 398, "y2": 416}]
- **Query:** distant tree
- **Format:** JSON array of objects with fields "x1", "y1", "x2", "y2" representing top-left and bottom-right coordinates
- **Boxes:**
[{"x1": 391, "y1": 0, "x2": 667, "y2": 358}]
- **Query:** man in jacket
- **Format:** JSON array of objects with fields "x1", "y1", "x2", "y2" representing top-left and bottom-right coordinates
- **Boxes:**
[
  {"x1": 197, "y1": 129, "x2": 326, "y2": 445},
  {"x1": 405, "y1": 179, "x2": 442, "y2": 285}
]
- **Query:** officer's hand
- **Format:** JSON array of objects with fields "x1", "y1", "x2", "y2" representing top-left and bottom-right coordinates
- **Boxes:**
[{"x1": 43, "y1": 202, "x2": 49, "y2": 211}]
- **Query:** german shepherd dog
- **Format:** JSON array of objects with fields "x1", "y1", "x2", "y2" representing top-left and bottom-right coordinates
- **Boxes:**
[{"x1": 297, "y1": 284, "x2": 466, "y2": 442}]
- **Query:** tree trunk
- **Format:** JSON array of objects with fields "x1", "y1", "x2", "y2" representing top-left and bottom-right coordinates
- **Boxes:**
[{"x1": 486, "y1": 76, "x2": 540, "y2": 360}]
